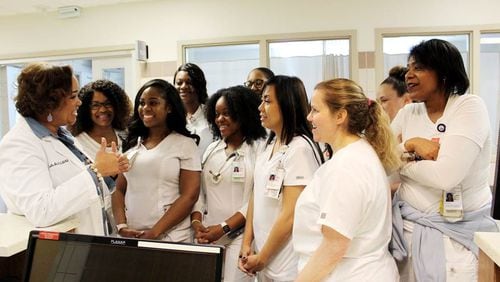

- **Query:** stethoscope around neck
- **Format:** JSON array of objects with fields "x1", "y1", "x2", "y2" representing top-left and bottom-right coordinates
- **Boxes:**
[{"x1": 202, "y1": 139, "x2": 245, "y2": 184}]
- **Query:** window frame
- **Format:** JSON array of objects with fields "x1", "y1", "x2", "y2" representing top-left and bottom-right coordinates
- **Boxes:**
[
  {"x1": 375, "y1": 27, "x2": 474, "y2": 94},
  {"x1": 177, "y1": 30, "x2": 358, "y2": 82}
]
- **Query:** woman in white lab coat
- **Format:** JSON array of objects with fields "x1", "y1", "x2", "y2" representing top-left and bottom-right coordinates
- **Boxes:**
[{"x1": 0, "y1": 62, "x2": 128, "y2": 235}]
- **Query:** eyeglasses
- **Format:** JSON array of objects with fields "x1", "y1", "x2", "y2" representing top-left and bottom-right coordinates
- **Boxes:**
[
  {"x1": 90, "y1": 101, "x2": 113, "y2": 110},
  {"x1": 243, "y1": 79, "x2": 265, "y2": 88}
]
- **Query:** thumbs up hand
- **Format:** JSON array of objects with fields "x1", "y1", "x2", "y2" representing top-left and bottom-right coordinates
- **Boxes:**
[{"x1": 94, "y1": 138, "x2": 129, "y2": 176}]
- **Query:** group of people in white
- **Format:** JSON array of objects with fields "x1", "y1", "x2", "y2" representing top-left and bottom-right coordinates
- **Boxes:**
[{"x1": 0, "y1": 38, "x2": 498, "y2": 282}]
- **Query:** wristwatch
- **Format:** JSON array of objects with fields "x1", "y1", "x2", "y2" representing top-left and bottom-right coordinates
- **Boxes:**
[{"x1": 220, "y1": 221, "x2": 231, "y2": 234}]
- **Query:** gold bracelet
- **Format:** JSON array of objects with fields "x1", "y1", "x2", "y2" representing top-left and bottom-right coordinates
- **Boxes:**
[{"x1": 191, "y1": 219, "x2": 202, "y2": 225}]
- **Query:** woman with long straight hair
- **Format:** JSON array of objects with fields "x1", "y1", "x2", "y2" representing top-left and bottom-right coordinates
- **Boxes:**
[{"x1": 239, "y1": 75, "x2": 323, "y2": 282}]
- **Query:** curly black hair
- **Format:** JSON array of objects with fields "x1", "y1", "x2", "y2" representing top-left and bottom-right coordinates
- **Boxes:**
[
  {"x1": 69, "y1": 80, "x2": 132, "y2": 136},
  {"x1": 123, "y1": 79, "x2": 199, "y2": 152},
  {"x1": 206, "y1": 86, "x2": 267, "y2": 144}
]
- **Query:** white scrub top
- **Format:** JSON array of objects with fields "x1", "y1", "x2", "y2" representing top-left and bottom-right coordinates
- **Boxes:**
[
  {"x1": 293, "y1": 139, "x2": 398, "y2": 281},
  {"x1": 253, "y1": 136, "x2": 320, "y2": 281},
  {"x1": 124, "y1": 132, "x2": 201, "y2": 242},
  {"x1": 195, "y1": 139, "x2": 261, "y2": 225}
]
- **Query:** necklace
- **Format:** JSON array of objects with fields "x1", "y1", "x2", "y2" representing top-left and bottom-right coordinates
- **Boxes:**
[{"x1": 208, "y1": 151, "x2": 237, "y2": 184}]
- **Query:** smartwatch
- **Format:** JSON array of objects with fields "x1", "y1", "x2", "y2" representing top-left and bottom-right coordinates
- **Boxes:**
[{"x1": 220, "y1": 221, "x2": 231, "y2": 234}]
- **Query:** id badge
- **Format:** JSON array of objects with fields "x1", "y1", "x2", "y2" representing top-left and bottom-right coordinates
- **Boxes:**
[
  {"x1": 440, "y1": 186, "x2": 464, "y2": 222},
  {"x1": 264, "y1": 167, "x2": 285, "y2": 199},
  {"x1": 232, "y1": 161, "x2": 245, "y2": 182}
]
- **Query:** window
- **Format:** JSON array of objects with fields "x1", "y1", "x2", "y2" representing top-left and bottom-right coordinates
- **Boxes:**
[
  {"x1": 269, "y1": 39, "x2": 350, "y2": 97},
  {"x1": 185, "y1": 44, "x2": 260, "y2": 95},
  {"x1": 480, "y1": 32, "x2": 500, "y2": 159},
  {"x1": 181, "y1": 32, "x2": 354, "y2": 98},
  {"x1": 6, "y1": 65, "x2": 21, "y2": 129},
  {"x1": 382, "y1": 34, "x2": 470, "y2": 79}
]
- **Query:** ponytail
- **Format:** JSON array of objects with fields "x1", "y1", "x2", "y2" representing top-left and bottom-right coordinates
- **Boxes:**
[
  {"x1": 365, "y1": 100, "x2": 401, "y2": 173},
  {"x1": 315, "y1": 79, "x2": 401, "y2": 173}
]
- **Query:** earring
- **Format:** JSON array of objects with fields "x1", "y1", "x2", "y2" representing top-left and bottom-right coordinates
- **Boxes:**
[{"x1": 47, "y1": 113, "x2": 53, "y2": 122}]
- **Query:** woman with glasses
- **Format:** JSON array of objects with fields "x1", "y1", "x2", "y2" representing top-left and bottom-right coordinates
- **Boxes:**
[
  {"x1": 69, "y1": 79, "x2": 132, "y2": 158},
  {"x1": 244, "y1": 67, "x2": 275, "y2": 97}
]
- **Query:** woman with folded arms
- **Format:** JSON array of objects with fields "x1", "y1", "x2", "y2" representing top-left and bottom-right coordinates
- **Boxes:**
[{"x1": 391, "y1": 39, "x2": 498, "y2": 281}]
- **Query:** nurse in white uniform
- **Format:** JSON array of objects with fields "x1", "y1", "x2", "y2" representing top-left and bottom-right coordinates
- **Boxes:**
[
  {"x1": 69, "y1": 79, "x2": 131, "y2": 158},
  {"x1": 391, "y1": 39, "x2": 498, "y2": 282},
  {"x1": 112, "y1": 79, "x2": 201, "y2": 242},
  {"x1": 0, "y1": 63, "x2": 128, "y2": 235},
  {"x1": 293, "y1": 78, "x2": 401, "y2": 282},
  {"x1": 174, "y1": 63, "x2": 213, "y2": 156},
  {"x1": 191, "y1": 86, "x2": 266, "y2": 282},
  {"x1": 239, "y1": 76, "x2": 323, "y2": 282}
]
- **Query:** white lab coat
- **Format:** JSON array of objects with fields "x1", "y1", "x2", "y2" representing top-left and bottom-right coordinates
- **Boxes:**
[{"x1": 0, "y1": 117, "x2": 105, "y2": 235}]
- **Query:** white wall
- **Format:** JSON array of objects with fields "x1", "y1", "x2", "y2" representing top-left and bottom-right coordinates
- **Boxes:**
[{"x1": 1, "y1": 0, "x2": 499, "y2": 61}]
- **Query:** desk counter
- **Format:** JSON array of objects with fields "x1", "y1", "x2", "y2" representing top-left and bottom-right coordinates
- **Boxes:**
[{"x1": 0, "y1": 213, "x2": 79, "y2": 257}]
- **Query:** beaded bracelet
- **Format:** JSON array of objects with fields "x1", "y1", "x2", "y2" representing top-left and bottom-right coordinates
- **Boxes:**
[{"x1": 90, "y1": 163, "x2": 102, "y2": 178}]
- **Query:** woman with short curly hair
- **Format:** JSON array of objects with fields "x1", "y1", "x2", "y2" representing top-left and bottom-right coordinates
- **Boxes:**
[{"x1": 0, "y1": 63, "x2": 128, "y2": 235}]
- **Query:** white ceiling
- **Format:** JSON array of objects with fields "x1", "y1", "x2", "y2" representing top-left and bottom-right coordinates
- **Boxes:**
[{"x1": 0, "y1": 0, "x2": 154, "y2": 17}]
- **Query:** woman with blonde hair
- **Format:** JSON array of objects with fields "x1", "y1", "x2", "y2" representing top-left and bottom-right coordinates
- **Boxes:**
[{"x1": 293, "y1": 78, "x2": 400, "y2": 281}]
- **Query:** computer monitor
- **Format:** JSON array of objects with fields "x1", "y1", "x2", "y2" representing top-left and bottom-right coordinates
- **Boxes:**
[{"x1": 23, "y1": 231, "x2": 224, "y2": 282}]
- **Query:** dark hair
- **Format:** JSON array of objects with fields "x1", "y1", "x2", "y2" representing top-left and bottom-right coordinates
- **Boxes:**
[
  {"x1": 123, "y1": 79, "x2": 199, "y2": 151},
  {"x1": 381, "y1": 66, "x2": 408, "y2": 97},
  {"x1": 206, "y1": 86, "x2": 267, "y2": 144},
  {"x1": 315, "y1": 78, "x2": 400, "y2": 172},
  {"x1": 409, "y1": 39, "x2": 469, "y2": 95},
  {"x1": 264, "y1": 75, "x2": 324, "y2": 163},
  {"x1": 15, "y1": 63, "x2": 73, "y2": 119},
  {"x1": 69, "y1": 80, "x2": 132, "y2": 136},
  {"x1": 173, "y1": 63, "x2": 208, "y2": 104},
  {"x1": 250, "y1": 67, "x2": 275, "y2": 79},
  {"x1": 264, "y1": 76, "x2": 312, "y2": 146}
]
